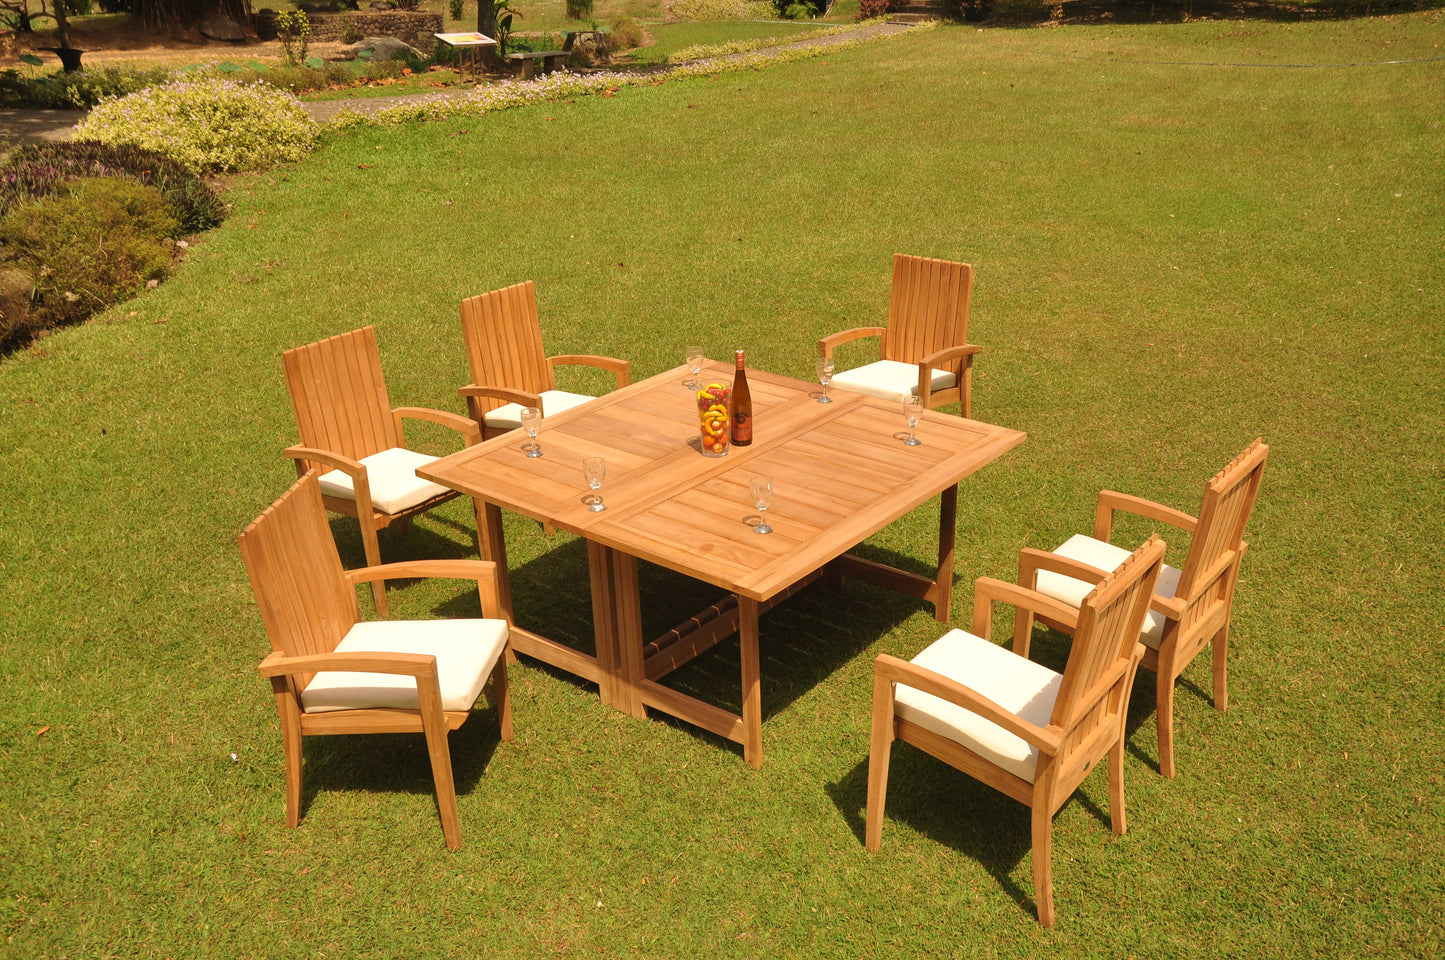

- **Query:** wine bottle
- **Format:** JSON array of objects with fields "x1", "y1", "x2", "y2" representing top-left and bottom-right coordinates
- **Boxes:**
[{"x1": 730, "y1": 349, "x2": 753, "y2": 446}]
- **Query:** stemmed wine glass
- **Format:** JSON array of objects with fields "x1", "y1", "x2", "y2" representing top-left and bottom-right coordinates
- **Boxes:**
[
  {"x1": 903, "y1": 395, "x2": 923, "y2": 446},
  {"x1": 750, "y1": 475, "x2": 773, "y2": 535},
  {"x1": 815, "y1": 356, "x2": 835, "y2": 404},
  {"x1": 583, "y1": 456, "x2": 607, "y2": 512},
  {"x1": 685, "y1": 345, "x2": 705, "y2": 389},
  {"x1": 520, "y1": 406, "x2": 542, "y2": 458}
]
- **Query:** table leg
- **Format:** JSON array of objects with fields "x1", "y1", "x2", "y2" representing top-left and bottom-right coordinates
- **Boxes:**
[
  {"x1": 934, "y1": 483, "x2": 957, "y2": 623},
  {"x1": 739, "y1": 595, "x2": 763, "y2": 769},
  {"x1": 592, "y1": 544, "x2": 647, "y2": 720},
  {"x1": 475, "y1": 501, "x2": 516, "y2": 666}
]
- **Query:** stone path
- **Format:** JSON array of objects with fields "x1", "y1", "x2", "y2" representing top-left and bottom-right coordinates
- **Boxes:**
[{"x1": 0, "y1": 19, "x2": 915, "y2": 143}]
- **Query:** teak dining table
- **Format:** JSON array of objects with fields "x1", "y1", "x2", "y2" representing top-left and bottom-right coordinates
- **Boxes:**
[{"x1": 418, "y1": 360, "x2": 1026, "y2": 767}]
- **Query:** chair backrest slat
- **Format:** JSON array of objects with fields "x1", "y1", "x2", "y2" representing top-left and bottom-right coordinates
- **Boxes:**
[
  {"x1": 282, "y1": 326, "x2": 399, "y2": 463},
  {"x1": 1052, "y1": 536, "x2": 1165, "y2": 754},
  {"x1": 883, "y1": 254, "x2": 974, "y2": 365},
  {"x1": 460, "y1": 281, "x2": 554, "y2": 417},
  {"x1": 239, "y1": 472, "x2": 357, "y2": 692},
  {"x1": 1175, "y1": 439, "x2": 1269, "y2": 634}
]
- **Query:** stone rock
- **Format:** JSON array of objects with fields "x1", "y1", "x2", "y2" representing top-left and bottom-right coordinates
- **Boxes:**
[
  {"x1": 198, "y1": 15, "x2": 247, "y2": 42},
  {"x1": 340, "y1": 36, "x2": 424, "y2": 61}
]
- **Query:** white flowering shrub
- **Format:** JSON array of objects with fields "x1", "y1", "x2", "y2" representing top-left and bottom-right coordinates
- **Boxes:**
[
  {"x1": 75, "y1": 77, "x2": 318, "y2": 175},
  {"x1": 669, "y1": 0, "x2": 777, "y2": 20}
]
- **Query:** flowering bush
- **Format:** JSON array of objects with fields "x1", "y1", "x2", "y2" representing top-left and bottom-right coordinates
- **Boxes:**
[
  {"x1": 857, "y1": 0, "x2": 895, "y2": 18},
  {"x1": 0, "y1": 141, "x2": 226, "y2": 232},
  {"x1": 75, "y1": 77, "x2": 318, "y2": 175},
  {"x1": 354, "y1": 20, "x2": 931, "y2": 129}
]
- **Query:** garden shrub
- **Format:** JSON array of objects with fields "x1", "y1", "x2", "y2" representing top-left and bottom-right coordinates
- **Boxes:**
[
  {"x1": 669, "y1": 0, "x2": 777, "y2": 20},
  {"x1": 0, "y1": 140, "x2": 226, "y2": 232},
  {"x1": 606, "y1": 17, "x2": 645, "y2": 53},
  {"x1": 857, "y1": 0, "x2": 894, "y2": 17},
  {"x1": 0, "y1": 265, "x2": 33, "y2": 351},
  {"x1": 565, "y1": 0, "x2": 594, "y2": 18},
  {"x1": 74, "y1": 76, "x2": 318, "y2": 174},
  {"x1": 0, "y1": 177, "x2": 178, "y2": 344},
  {"x1": 0, "y1": 63, "x2": 174, "y2": 110}
]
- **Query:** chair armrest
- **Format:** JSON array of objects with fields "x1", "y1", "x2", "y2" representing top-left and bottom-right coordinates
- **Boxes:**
[
  {"x1": 259, "y1": 649, "x2": 437, "y2": 680},
  {"x1": 392, "y1": 406, "x2": 483, "y2": 447},
  {"x1": 283, "y1": 445, "x2": 375, "y2": 517},
  {"x1": 971, "y1": 575, "x2": 1086, "y2": 640},
  {"x1": 344, "y1": 559, "x2": 507, "y2": 620},
  {"x1": 818, "y1": 326, "x2": 886, "y2": 359},
  {"x1": 874, "y1": 653, "x2": 1063, "y2": 755},
  {"x1": 1094, "y1": 490, "x2": 1198, "y2": 542},
  {"x1": 549, "y1": 354, "x2": 632, "y2": 388},
  {"x1": 917, "y1": 344, "x2": 983, "y2": 405},
  {"x1": 1017, "y1": 547, "x2": 1107, "y2": 593},
  {"x1": 458, "y1": 384, "x2": 543, "y2": 409}
]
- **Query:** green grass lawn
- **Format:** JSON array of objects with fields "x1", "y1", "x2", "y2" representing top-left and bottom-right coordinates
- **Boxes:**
[{"x1": 2, "y1": 12, "x2": 1443, "y2": 957}]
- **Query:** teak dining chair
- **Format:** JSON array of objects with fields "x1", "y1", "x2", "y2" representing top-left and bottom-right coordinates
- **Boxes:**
[
  {"x1": 458, "y1": 280, "x2": 631, "y2": 439},
  {"x1": 866, "y1": 536, "x2": 1166, "y2": 927},
  {"x1": 282, "y1": 325, "x2": 485, "y2": 617},
  {"x1": 239, "y1": 472, "x2": 514, "y2": 851},
  {"x1": 1019, "y1": 438, "x2": 1269, "y2": 778},
  {"x1": 819, "y1": 254, "x2": 981, "y2": 416}
]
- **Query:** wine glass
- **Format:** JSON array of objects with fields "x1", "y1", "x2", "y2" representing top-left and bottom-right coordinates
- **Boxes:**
[
  {"x1": 903, "y1": 395, "x2": 923, "y2": 446},
  {"x1": 750, "y1": 475, "x2": 773, "y2": 535},
  {"x1": 815, "y1": 356, "x2": 835, "y2": 404},
  {"x1": 685, "y1": 345, "x2": 705, "y2": 389},
  {"x1": 582, "y1": 456, "x2": 607, "y2": 512},
  {"x1": 520, "y1": 406, "x2": 542, "y2": 458}
]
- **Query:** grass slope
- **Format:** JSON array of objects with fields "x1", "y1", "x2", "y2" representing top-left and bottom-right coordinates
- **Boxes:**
[{"x1": 1, "y1": 13, "x2": 1442, "y2": 957}]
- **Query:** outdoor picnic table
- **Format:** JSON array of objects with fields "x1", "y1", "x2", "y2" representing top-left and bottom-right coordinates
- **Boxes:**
[{"x1": 419, "y1": 360, "x2": 1025, "y2": 767}]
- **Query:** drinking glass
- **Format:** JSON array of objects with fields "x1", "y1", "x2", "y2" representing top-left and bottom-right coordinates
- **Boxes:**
[
  {"x1": 750, "y1": 475, "x2": 773, "y2": 535},
  {"x1": 583, "y1": 456, "x2": 607, "y2": 512},
  {"x1": 520, "y1": 406, "x2": 542, "y2": 458},
  {"x1": 815, "y1": 356, "x2": 835, "y2": 404},
  {"x1": 903, "y1": 395, "x2": 922, "y2": 446},
  {"x1": 685, "y1": 345, "x2": 705, "y2": 389}
]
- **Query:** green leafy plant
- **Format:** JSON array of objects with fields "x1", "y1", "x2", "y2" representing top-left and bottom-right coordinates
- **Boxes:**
[
  {"x1": 0, "y1": 62, "x2": 174, "y2": 109},
  {"x1": 339, "y1": 12, "x2": 362, "y2": 43},
  {"x1": 275, "y1": 9, "x2": 312, "y2": 65},
  {"x1": 565, "y1": 0, "x2": 593, "y2": 19},
  {"x1": 493, "y1": 0, "x2": 521, "y2": 55},
  {"x1": 75, "y1": 76, "x2": 318, "y2": 174},
  {"x1": 448, "y1": 0, "x2": 464, "y2": 20},
  {"x1": 0, "y1": 176, "x2": 177, "y2": 343}
]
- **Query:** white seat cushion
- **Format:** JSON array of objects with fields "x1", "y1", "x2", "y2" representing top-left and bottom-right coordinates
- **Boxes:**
[
  {"x1": 1033, "y1": 534, "x2": 1183, "y2": 650},
  {"x1": 894, "y1": 628, "x2": 1062, "y2": 784},
  {"x1": 316, "y1": 447, "x2": 451, "y2": 515},
  {"x1": 483, "y1": 389, "x2": 595, "y2": 431},
  {"x1": 301, "y1": 618, "x2": 509, "y2": 714},
  {"x1": 829, "y1": 359, "x2": 956, "y2": 404}
]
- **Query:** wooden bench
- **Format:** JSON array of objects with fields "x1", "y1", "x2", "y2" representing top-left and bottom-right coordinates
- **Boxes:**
[{"x1": 505, "y1": 50, "x2": 569, "y2": 79}]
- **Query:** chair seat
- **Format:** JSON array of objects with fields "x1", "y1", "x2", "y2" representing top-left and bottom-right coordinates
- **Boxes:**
[
  {"x1": 316, "y1": 447, "x2": 451, "y2": 515},
  {"x1": 300, "y1": 618, "x2": 510, "y2": 714},
  {"x1": 829, "y1": 359, "x2": 956, "y2": 404},
  {"x1": 893, "y1": 628, "x2": 1062, "y2": 784},
  {"x1": 483, "y1": 389, "x2": 595, "y2": 430},
  {"x1": 1034, "y1": 534, "x2": 1183, "y2": 650}
]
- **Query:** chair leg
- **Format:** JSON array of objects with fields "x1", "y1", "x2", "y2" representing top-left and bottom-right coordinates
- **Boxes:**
[
  {"x1": 1109, "y1": 736, "x2": 1128, "y2": 836},
  {"x1": 273, "y1": 685, "x2": 304, "y2": 828},
  {"x1": 1031, "y1": 801, "x2": 1055, "y2": 928},
  {"x1": 864, "y1": 673, "x2": 895, "y2": 852},
  {"x1": 1157, "y1": 670, "x2": 1176, "y2": 779},
  {"x1": 357, "y1": 514, "x2": 389, "y2": 618},
  {"x1": 492, "y1": 652, "x2": 513, "y2": 742},
  {"x1": 1212, "y1": 624, "x2": 1230, "y2": 712}
]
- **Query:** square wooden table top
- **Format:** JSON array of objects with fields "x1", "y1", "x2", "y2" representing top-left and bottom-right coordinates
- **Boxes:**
[{"x1": 419, "y1": 360, "x2": 1026, "y2": 601}]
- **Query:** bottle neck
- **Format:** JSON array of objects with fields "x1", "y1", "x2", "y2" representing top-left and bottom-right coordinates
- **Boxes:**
[{"x1": 735, "y1": 350, "x2": 746, "y2": 371}]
